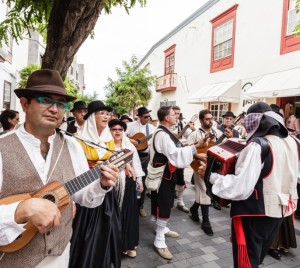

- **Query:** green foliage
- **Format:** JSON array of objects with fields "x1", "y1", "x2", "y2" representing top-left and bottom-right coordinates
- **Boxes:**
[
  {"x1": 103, "y1": 0, "x2": 146, "y2": 14},
  {"x1": 0, "y1": 0, "x2": 52, "y2": 45},
  {"x1": 64, "y1": 77, "x2": 78, "y2": 98},
  {"x1": 79, "y1": 92, "x2": 99, "y2": 104},
  {"x1": 105, "y1": 55, "x2": 156, "y2": 114},
  {"x1": 0, "y1": 0, "x2": 146, "y2": 45},
  {"x1": 18, "y1": 64, "x2": 40, "y2": 88}
]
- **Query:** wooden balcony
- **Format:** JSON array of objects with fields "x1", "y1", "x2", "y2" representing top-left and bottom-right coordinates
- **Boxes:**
[{"x1": 156, "y1": 73, "x2": 177, "y2": 92}]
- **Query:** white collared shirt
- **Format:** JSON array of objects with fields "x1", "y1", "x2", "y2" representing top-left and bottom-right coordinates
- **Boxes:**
[
  {"x1": 0, "y1": 124, "x2": 109, "y2": 246},
  {"x1": 125, "y1": 120, "x2": 155, "y2": 153}
]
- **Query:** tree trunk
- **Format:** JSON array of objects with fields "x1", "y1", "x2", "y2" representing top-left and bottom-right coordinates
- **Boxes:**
[{"x1": 41, "y1": 0, "x2": 104, "y2": 79}]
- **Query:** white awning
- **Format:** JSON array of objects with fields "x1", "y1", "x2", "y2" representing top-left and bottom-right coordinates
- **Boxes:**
[
  {"x1": 188, "y1": 80, "x2": 241, "y2": 103},
  {"x1": 243, "y1": 68, "x2": 300, "y2": 99}
]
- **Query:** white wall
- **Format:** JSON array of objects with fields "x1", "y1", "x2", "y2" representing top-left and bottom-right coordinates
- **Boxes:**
[{"x1": 142, "y1": 0, "x2": 300, "y2": 121}]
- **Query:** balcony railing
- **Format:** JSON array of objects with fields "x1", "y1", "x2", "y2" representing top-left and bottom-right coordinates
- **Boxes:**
[{"x1": 156, "y1": 73, "x2": 177, "y2": 92}]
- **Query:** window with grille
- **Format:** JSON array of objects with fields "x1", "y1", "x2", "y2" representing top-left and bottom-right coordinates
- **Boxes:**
[
  {"x1": 210, "y1": 102, "x2": 229, "y2": 122},
  {"x1": 280, "y1": 0, "x2": 300, "y2": 54},
  {"x1": 3, "y1": 81, "x2": 11, "y2": 109},
  {"x1": 164, "y1": 44, "x2": 176, "y2": 75},
  {"x1": 210, "y1": 4, "x2": 238, "y2": 73},
  {"x1": 213, "y1": 20, "x2": 233, "y2": 61},
  {"x1": 286, "y1": 0, "x2": 300, "y2": 35}
]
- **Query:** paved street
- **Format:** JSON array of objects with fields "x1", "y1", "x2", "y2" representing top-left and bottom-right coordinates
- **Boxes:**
[{"x1": 121, "y1": 167, "x2": 300, "y2": 268}]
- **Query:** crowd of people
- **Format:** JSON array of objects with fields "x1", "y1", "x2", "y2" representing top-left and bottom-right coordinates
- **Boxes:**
[{"x1": 0, "y1": 69, "x2": 299, "y2": 268}]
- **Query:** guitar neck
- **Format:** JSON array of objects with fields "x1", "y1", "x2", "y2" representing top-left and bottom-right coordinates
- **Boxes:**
[
  {"x1": 214, "y1": 133, "x2": 227, "y2": 146},
  {"x1": 63, "y1": 150, "x2": 132, "y2": 196},
  {"x1": 177, "y1": 124, "x2": 190, "y2": 139},
  {"x1": 63, "y1": 161, "x2": 106, "y2": 196}
]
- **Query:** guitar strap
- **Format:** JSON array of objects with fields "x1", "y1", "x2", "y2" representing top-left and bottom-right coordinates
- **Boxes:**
[
  {"x1": 157, "y1": 125, "x2": 183, "y2": 148},
  {"x1": 146, "y1": 123, "x2": 150, "y2": 136},
  {"x1": 46, "y1": 133, "x2": 66, "y2": 183}
]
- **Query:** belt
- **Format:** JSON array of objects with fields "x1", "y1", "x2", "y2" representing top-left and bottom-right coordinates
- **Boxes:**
[{"x1": 138, "y1": 152, "x2": 149, "y2": 157}]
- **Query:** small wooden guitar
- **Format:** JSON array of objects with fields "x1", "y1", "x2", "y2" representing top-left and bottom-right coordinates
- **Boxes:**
[
  {"x1": 0, "y1": 149, "x2": 133, "y2": 253},
  {"x1": 174, "y1": 114, "x2": 198, "y2": 140},
  {"x1": 129, "y1": 132, "x2": 153, "y2": 151},
  {"x1": 191, "y1": 112, "x2": 246, "y2": 172}
]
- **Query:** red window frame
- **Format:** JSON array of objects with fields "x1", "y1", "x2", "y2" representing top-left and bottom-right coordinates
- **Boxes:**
[
  {"x1": 164, "y1": 44, "x2": 176, "y2": 75},
  {"x1": 210, "y1": 4, "x2": 238, "y2": 73},
  {"x1": 280, "y1": 0, "x2": 300, "y2": 54}
]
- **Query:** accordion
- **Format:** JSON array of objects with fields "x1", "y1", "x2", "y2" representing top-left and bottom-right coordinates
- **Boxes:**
[{"x1": 204, "y1": 138, "x2": 246, "y2": 207}]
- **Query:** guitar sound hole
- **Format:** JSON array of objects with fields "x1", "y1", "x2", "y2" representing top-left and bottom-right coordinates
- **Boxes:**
[{"x1": 43, "y1": 194, "x2": 56, "y2": 203}]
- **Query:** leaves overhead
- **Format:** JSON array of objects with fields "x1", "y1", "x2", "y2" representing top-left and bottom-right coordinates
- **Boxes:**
[{"x1": 0, "y1": 0, "x2": 146, "y2": 46}]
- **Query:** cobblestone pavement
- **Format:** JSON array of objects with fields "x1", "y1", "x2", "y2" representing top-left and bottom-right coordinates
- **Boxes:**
[{"x1": 121, "y1": 168, "x2": 300, "y2": 268}]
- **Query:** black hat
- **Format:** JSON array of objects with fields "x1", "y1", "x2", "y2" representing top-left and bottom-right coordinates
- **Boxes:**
[
  {"x1": 137, "y1": 107, "x2": 151, "y2": 116},
  {"x1": 14, "y1": 69, "x2": 76, "y2": 102},
  {"x1": 179, "y1": 113, "x2": 185, "y2": 120},
  {"x1": 70, "y1": 100, "x2": 87, "y2": 112},
  {"x1": 245, "y1": 102, "x2": 288, "y2": 141},
  {"x1": 222, "y1": 111, "x2": 236, "y2": 118},
  {"x1": 270, "y1": 104, "x2": 283, "y2": 117},
  {"x1": 120, "y1": 114, "x2": 133, "y2": 122},
  {"x1": 108, "y1": 119, "x2": 127, "y2": 132},
  {"x1": 84, "y1": 100, "x2": 113, "y2": 120}
]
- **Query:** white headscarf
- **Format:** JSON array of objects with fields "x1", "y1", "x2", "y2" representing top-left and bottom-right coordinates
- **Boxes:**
[{"x1": 80, "y1": 113, "x2": 113, "y2": 159}]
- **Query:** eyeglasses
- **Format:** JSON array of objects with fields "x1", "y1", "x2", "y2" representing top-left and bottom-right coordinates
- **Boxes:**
[
  {"x1": 95, "y1": 111, "x2": 112, "y2": 116},
  {"x1": 142, "y1": 115, "x2": 150, "y2": 118},
  {"x1": 111, "y1": 128, "x2": 124, "y2": 132},
  {"x1": 33, "y1": 96, "x2": 70, "y2": 110}
]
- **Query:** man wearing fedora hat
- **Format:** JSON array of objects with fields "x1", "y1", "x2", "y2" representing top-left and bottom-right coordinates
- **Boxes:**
[
  {"x1": 218, "y1": 111, "x2": 240, "y2": 138},
  {"x1": 61, "y1": 100, "x2": 87, "y2": 135},
  {"x1": 120, "y1": 114, "x2": 133, "y2": 124},
  {"x1": 126, "y1": 106, "x2": 155, "y2": 217},
  {"x1": 202, "y1": 102, "x2": 299, "y2": 268},
  {"x1": 171, "y1": 105, "x2": 195, "y2": 214},
  {"x1": 0, "y1": 69, "x2": 118, "y2": 267}
]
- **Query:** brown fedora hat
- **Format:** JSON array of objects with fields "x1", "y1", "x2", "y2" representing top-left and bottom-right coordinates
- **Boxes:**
[{"x1": 14, "y1": 69, "x2": 77, "y2": 102}]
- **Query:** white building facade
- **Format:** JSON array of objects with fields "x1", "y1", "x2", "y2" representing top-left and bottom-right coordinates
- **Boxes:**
[{"x1": 139, "y1": 0, "x2": 300, "y2": 123}]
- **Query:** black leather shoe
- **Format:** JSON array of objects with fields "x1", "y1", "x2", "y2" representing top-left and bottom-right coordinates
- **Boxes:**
[
  {"x1": 268, "y1": 249, "x2": 282, "y2": 260},
  {"x1": 201, "y1": 222, "x2": 213, "y2": 236}
]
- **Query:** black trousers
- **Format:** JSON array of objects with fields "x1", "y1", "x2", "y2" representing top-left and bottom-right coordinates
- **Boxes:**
[
  {"x1": 151, "y1": 174, "x2": 176, "y2": 219},
  {"x1": 175, "y1": 168, "x2": 185, "y2": 186},
  {"x1": 231, "y1": 216, "x2": 283, "y2": 268}
]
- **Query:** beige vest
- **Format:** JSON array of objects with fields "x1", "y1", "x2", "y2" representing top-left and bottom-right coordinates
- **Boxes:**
[
  {"x1": 263, "y1": 135, "x2": 298, "y2": 217},
  {"x1": 0, "y1": 133, "x2": 75, "y2": 268}
]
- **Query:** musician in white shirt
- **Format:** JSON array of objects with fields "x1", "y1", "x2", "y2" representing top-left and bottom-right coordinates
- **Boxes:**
[
  {"x1": 149, "y1": 106, "x2": 208, "y2": 260},
  {"x1": 203, "y1": 102, "x2": 299, "y2": 268},
  {"x1": 125, "y1": 107, "x2": 155, "y2": 217},
  {"x1": 0, "y1": 70, "x2": 118, "y2": 267},
  {"x1": 187, "y1": 109, "x2": 225, "y2": 236},
  {"x1": 170, "y1": 106, "x2": 195, "y2": 213}
]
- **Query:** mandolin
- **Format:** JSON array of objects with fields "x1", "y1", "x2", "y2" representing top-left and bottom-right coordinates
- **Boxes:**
[
  {"x1": 129, "y1": 132, "x2": 153, "y2": 151},
  {"x1": 191, "y1": 112, "x2": 246, "y2": 172},
  {"x1": 0, "y1": 149, "x2": 133, "y2": 253}
]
